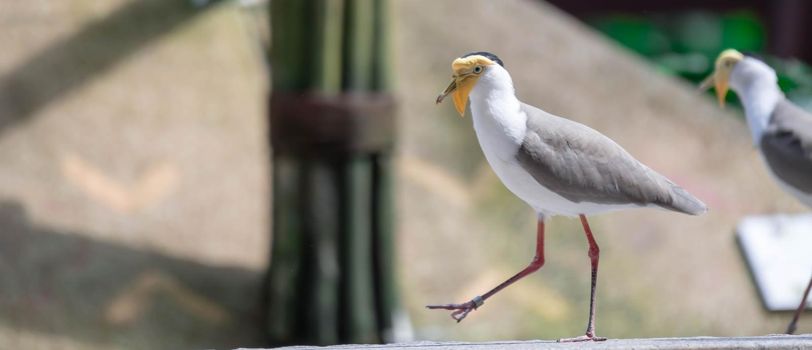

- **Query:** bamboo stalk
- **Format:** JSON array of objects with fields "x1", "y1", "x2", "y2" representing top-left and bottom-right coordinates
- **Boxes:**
[
  {"x1": 372, "y1": 154, "x2": 398, "y2": 340},
  {"x1": 343, "y1": 0, "x2": 375, "y2": 91},
  {"x1": 371, "y1": 0, "x2": 393, "y2": 91},
  {"x1": 302, "y1": 160, "x2": 341, "y2": 344},
  {"x1": 266, "y1": 158, "x2": 303, "y2": 343},
  {"x1": 270, "y1": 0, "x2": 310, "y2": 91},
  {"x1": 312, "y1": 0, "x2": 345, "y2": 93},
  {"x1": 340, "y1": 155, "x2": 378, "y2": 343}
]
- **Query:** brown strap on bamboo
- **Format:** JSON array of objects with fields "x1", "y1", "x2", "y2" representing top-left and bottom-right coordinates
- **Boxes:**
[{"x1": 270, "y1": 92, "x2": 396, "y2": 156}]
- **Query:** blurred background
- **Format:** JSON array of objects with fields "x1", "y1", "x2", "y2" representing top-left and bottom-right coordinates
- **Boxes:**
[{"x1": 0, "y1": 0, "x2": 810, "y2": 348}]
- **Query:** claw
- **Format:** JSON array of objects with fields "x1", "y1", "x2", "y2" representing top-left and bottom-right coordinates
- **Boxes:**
[
  {"x1": 452, "y1": 308, "x2": 471, "y2": 322},
  {"x1": 557, "y1": 335, "x2": 608, "y2": 342},
  {"x1": 426, "y1": 296, "x2": 484, "y2": 323}
]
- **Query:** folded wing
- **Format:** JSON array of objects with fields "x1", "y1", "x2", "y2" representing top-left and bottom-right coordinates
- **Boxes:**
[{"x1": 516, "y1": 103, "x2": 706, "y2": 215}]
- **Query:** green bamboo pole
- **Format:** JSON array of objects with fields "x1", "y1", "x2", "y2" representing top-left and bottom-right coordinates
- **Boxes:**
[
  {"x1": 343, "y1": 0, "x2": 375, "y2": 91},
  {"x1": 340, "y1": 156, "x2": 378, "y2": 343},
  {"x1": 269, "y1": 0, "x2": 309, "y2": 91},
  {"x1": 312, "y1": 0, "x2": 344, "y2": 93},
  {"x1": 369, "y1": 0, "x2": 398, "y2": 339},
  {"x1": 339, "y1": 0, "x2": 376, "y2": 341},
  {"x1": 266, "y1": 158, "x2": 303, "y2": 343},
  {"x1": 299, "y1": 0, "x2": 344, "y2": 342},
  {"x1": 371, "y1": 0, "x2": 392, "y2": 91},
  {"x1": 372, "y1": 154, "x2": 397, "y2": 339},
  {"x1": 298, "y1": 160, "x2": 338, "y2": 343},
  {"x1": 267, "y1": 1, "x2": 309, "y2": 345}
]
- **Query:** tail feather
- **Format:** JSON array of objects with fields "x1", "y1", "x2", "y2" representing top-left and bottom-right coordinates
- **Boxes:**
[{"x1": 666, "y1": 185, "x2": 707, "y2": 215}]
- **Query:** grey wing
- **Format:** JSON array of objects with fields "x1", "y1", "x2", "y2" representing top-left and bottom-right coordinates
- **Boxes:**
[
  {"x1": 516, "y1": 103, "x2": 706, "y2": 215},
  {"x1": 759, "y1": 99, "x2": 812, "y2": 194}
]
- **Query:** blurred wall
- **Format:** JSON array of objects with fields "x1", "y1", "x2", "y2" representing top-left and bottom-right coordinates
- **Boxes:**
[{"x1": 0, "y1": 1, "x2": 269, "y2": 348}]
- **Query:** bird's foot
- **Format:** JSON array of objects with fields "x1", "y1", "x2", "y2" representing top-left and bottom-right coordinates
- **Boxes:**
[
  {"x1": 557, "y1": 334, "x2": 607, "y2": 342},
  {"x1": 426, "y1": 295, "x2": 484, "y2": 323},
  {"x1": 785, "y1": 323, "x2": 797, "y2": 335}
]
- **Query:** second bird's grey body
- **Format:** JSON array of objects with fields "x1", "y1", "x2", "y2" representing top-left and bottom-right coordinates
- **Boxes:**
[
  {"x1": 759, "y1": 99, "x2": 812, "y2": 204},
  {"x1": 731, "y1": 57, "x2": 812, "y2": 207},
  {"x1": 467, "y1": 61, "x2": 706, "y2": 217}
]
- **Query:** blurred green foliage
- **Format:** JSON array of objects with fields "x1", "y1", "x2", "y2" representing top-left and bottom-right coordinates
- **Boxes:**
[{"x1": 589, "y1": 10, "x2": 812, "y2": 110}]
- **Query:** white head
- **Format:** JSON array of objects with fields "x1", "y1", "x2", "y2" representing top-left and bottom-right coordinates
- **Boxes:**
[
  {"x1": 699, "y1": 49, "x2": 745, "y2": 107},
  {"x1": 728, "y1": 56, "x2": 779, "y2": 94},
  {"x1": 699, "y1": 49, "x2": 784, "y2": 143},
  {"x1": 435, "y1": 52, "x2": 514, "y2": 116},
  {"x1": 699, "y1": 49, "x2": 780, "y2": 106}
]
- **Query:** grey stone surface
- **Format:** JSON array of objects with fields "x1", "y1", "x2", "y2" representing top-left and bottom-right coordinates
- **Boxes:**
[{"x1": 253, "y1": 335, "x2": 812, "y2": 350}]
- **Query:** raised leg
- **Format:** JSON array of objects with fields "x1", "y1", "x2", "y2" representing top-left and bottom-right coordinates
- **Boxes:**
[
  {"x1": 786, "y1": 271, "x2": 812, "y2": 334},
  {"x1": 426, "y1": 217, "x2": 546, "y2": 322},
  {"x1": 558, "y1": 215, "x2": 607, "y2": 342}
]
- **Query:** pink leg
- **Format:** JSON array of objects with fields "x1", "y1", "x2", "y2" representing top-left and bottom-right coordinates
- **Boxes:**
[
  {"x1": 426, "y1": 218, "x2": 546, "y2": 322},
  {"x1": 786, "y1": 271, "x2": 812, "y2": 334},
  {"x1": 559, "y1": 215, "x2": 607, "y2": 342}
]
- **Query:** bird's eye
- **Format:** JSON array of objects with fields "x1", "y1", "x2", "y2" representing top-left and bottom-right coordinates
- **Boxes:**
[{"x1": 473, "y1": 66, "x2": 483, "y2": 74}]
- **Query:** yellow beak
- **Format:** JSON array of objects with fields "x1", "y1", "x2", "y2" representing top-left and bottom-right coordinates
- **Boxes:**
[
  {"x1": 699, "y1": 48, "x2": 744, "y2": 108},
  {"x1": 699, "y1": 71, "x2": 729, "y2": 108},
  {"x1": 699, "y1": 72, "x2": 730, "y2": 108},
  {"x1": 436, "y1": 54, "x2": 497, "y2": 116},
  {"x1": 436, "y1": 75, "x2": 478, "y2": 117}
]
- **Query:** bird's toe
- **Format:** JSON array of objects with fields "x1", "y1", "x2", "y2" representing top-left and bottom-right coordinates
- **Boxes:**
[{"x1": 557, "y1": 335, "x2": 607, "y2": 342}]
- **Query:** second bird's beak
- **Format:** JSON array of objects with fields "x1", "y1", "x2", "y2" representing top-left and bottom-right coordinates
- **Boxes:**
[
  {"x1": 699, "y1": 71, "x2": 730, "y2": 108},
  {"x1": 699, "y1": 48, "x2": 744, "y2": 108},
  {"x1": 436, "y1": 75, "x2": 477, "y2": 117}
]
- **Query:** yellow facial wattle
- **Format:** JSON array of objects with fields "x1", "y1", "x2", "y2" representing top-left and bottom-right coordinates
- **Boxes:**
[{"x1": 435, "y1": 55, "x2": 496, "y2": 117}]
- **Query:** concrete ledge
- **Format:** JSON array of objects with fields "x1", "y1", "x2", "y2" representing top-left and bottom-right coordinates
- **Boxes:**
[{"x1": 252, "y1": 335, "x2": 812, "y2": 350}]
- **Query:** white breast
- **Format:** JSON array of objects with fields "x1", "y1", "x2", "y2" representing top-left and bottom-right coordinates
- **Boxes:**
[{"x1": 730, "y1": 57, "x2": 783, "y2": 144}]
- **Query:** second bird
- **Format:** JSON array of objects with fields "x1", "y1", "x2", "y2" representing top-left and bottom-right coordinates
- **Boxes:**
[
  {"x1": 701, "y1": 49, "x2": 812, "y2": 335},
  {"x1": 430, "y1": 52, "x2": 707, "y2": 342}
]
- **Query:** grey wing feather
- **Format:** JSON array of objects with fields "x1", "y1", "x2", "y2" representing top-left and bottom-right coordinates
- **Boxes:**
[
  {"x1": 516, "y1": 103, "x2": 706, "y2": 215},
  {"x1": 759, "y1": 98, "x2": 812, "y2": 194}
]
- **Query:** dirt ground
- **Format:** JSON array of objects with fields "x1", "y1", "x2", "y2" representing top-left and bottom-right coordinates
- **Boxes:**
[{"x1": 0, "y1": 0, "x2": 808, "y2": 349}]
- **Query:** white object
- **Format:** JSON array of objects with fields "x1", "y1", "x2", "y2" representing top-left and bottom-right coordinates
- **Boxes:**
[{"x1": 737, "y1": 214, "x2": 812, "y2": 311}]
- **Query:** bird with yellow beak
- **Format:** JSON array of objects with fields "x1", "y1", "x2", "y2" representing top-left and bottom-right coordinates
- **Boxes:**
[
  {"x1": 429, "y1": 51, "x2": 707, "y2": 342},
  {"x1": 701, "y1": 49, "x2": 812, "y2": 335},
  {"x1": 699, "y1": 49, "x2": 744, "y2": 108}
]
